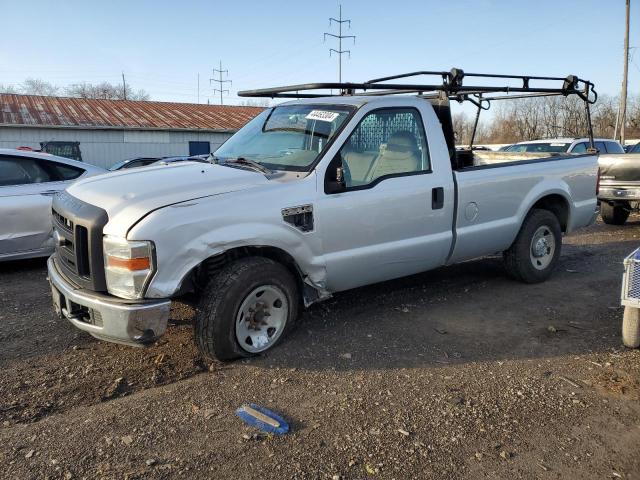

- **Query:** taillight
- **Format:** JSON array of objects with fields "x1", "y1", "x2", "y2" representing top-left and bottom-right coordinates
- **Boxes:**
[{"x1": 596, "y1": 167, "x2": 600, "y2": 195}]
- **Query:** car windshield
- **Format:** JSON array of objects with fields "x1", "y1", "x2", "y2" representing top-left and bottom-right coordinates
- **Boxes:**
[
  {"x1": 508, "y1": 142, "x2": 571, "y2": 153},
  {"x1": 214, "y1": 105, "x2": 353, "y2": 171},
  {"x1": 109, "y1": 158, "x2": 157, "y2": 170}
]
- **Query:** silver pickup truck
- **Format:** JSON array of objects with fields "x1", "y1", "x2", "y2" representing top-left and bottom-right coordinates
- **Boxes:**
[
  {"x1": 47, "y1": 70, "x2": 599, "y2": 360},
  {"x1": 598, "y1": 154, "x2": 640, "y2": 225}
]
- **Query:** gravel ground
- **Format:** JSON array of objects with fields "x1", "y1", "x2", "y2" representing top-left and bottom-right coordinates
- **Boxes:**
[{"x1": 0, "y1": 218, "x2": 639, "y2": 479}]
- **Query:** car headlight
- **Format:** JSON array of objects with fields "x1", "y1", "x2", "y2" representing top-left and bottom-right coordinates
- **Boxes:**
[{"x1": 103, "y1": 236, "x2": 155, "y2": 299}]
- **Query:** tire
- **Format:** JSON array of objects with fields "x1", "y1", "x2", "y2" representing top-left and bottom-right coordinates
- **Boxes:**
[
  {"x1": 601, "y1": 202, "x2": 629, "y2": 225},
  {"x1": 503, "y1": 209, "x2": 562, "y2": 283},
  {"x1": 195, "y1": 257, "x2": 299, "y2": 361},
  {"x1": 622, "y1": 307, "x2": 640, "y2": 348}
]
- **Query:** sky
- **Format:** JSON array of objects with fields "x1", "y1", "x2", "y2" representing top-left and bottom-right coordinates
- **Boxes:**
[{"x1": 0, "y1": 0, "x2": 638, "y2": 106}]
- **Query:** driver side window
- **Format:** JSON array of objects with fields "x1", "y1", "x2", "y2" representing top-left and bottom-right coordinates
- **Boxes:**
[{"x1": 339, "y1": 108, "x2": 430, "y2": 188}]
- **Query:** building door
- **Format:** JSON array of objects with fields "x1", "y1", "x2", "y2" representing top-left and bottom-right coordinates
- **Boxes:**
[{"x1": 189, "y1": 141, "x2": 211, "y2": 156}]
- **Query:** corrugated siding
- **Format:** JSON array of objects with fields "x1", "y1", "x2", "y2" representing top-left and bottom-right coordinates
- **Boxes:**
[
  {"x1": 0, "y1": 94, "x2": 263, "y2": 131},
  {"x1": 0, "y1": 127, "x2": 232, "y2": 168}
]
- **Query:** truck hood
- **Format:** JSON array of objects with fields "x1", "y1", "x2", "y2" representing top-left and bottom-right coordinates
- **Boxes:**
[
  {"x1": 599, "y1": 154, "x2": 640, "y2": 183},
  {"x1": 67, "y1": 162, "x2": 268, "y2": 236}
]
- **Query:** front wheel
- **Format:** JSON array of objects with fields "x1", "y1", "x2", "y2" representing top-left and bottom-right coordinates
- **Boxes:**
[
  {"x1": 195, "y1": 257, "x2": 299, "y2": 361},
  {"x1": 503, "y1": 209, "x2": 562, "y2": 283},
  {"x1": 601, "y1": 202, "x2": 629, "y2": 225},
  {"x1": 622, "y1": 307, "x2": 640, "y2": 348}
]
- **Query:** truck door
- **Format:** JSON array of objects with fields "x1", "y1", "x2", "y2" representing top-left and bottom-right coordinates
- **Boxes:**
[{"x1": 315, "y1": 106, "x2": 454, "y2": 292}]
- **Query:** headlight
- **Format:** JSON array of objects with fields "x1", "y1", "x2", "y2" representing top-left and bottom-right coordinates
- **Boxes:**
[{"x1": 103, "y1": 236, "x2": 155, "y2": 299}]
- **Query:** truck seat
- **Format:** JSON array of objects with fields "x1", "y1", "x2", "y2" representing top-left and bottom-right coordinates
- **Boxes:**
[
  {"x1": 342, "y1": 151, "x2": 378, "y2": 186},
  {"x1": 366, "y1": 131, "x2": 421, "y2": 181}
]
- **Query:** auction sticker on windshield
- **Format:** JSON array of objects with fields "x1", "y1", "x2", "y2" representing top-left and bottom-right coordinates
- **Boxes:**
[{"x1": 306, "y1": 110, "x2": 340, "y2": 122}]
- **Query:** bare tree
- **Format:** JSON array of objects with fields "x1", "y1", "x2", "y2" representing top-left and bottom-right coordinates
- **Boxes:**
[
  {"x1": 470, "y1": 94, "x2": 633, "y2": 144},
  {"x1": 20, "y1": 78, "x2": 59, "y2": 96},
  {"x1": 0, "y1": 84, "x2": 19, "y2": 94},
  {"x1": 65, "y1": 81, "x2": 150, "y2": 101},
  {"x1": 625, "y1": 94, "x2": 640, "y2": 138}
]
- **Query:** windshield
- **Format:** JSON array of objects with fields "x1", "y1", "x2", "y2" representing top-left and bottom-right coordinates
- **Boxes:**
[
  {"x1": 508, "y1": 142, "x2": 571, "y2": 153},
  {"x1": 214, "y1": 104, "x2": 353, "y2": 171}
]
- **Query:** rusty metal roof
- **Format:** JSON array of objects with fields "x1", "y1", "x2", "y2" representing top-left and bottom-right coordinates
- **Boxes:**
[{"x1": 0, "y1": 94, "x2": 264, "y2": 132}]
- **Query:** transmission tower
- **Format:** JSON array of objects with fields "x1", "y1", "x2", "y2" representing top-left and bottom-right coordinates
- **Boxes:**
[
  {"x1": 210, "y1": 60, "x2": 232, "y2": 105},
  {"x1": 324, "y1": 4, "x2": 355, "y2": 82}
]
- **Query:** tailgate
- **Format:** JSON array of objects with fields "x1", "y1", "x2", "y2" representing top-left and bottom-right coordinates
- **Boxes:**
[{"x1": 599, "y1": 153, "x2": 640, "y2": 183}]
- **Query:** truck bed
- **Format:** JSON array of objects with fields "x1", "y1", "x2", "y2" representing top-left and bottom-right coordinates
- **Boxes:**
[
  {"x1": 447, "y1": 153, "x2": 599, "y2": 264},
  {"x1": 456, "y1": 150, "x2": 567, "y2": 168}
]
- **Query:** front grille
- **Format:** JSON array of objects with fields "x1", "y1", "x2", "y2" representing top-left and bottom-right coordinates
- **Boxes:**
[
  {"x1": 627, "y1": 261, "x2": 640, "y2": 300},
  {"x1": 51, "y1": 191, "x2": 109, "y2": 292},
  {"x1": 53, "y1": 209, "x2": 82, "y2": 278},
  {"x1": 53, "y1": 210, "x2": 74, "y2": 232}
]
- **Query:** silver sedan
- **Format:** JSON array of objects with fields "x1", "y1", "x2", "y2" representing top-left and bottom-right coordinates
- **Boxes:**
[{"x1": 0, "y1": 149, "x2": 105, "y2": 261}]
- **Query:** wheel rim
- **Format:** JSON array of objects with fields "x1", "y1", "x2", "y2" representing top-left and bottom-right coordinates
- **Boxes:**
[
  {"x1": 529, "y1": 225, "x2": 556, "y2": 270},
  {"x1": 235, "y1": 285, "x2": 288, "y2": 353}
]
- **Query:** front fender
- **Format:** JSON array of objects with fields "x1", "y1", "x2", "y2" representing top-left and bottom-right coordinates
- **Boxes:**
[{"x1": 128, "y1": 201, "x2": 326, "y2": 299}]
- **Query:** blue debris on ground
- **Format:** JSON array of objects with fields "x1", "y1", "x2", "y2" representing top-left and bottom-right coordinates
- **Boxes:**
[{"x1": 235, "y1": 403, "x2": 290, "y2": 435}]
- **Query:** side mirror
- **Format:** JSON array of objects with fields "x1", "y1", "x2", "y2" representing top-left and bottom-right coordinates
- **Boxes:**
[{"x1": 326, "y1": 164, "x2": 347, "y2": 194}]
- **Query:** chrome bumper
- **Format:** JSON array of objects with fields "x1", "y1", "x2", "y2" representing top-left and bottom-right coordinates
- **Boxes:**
[
  {"x1": 599, "y1": 186, "x2": 640, "y2": 202},
  {"x1": 47, "y1": 256, "x2": 171, "y2": 346}
]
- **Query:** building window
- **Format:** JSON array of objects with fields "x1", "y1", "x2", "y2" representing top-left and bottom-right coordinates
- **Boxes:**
[{"x1": 189, "y1": 141, "x2": 211, "y2": 156}]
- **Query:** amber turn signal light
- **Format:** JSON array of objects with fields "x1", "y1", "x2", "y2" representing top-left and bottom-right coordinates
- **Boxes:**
[{"x1": 106, "y1": 256, "x2": 150, "y2": 271}]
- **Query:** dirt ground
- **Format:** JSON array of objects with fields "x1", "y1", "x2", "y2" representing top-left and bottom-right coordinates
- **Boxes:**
[{"x1": 1, "y1": 217, "x2": 639, "y2": 480}]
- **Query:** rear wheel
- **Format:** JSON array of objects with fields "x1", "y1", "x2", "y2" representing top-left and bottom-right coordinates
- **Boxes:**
[
  {"x1": 503, "y1": 209, "x2": 562, "y2": 283},
  {"x1": 622, "y1": 307, "x2": 640, "y2": 348},
  {"x1": 195, "y1": 257, "x2": 299, "y2": 361},
  {"x1": 601, "y1": 202, "x2": 629, "y2": 225}
]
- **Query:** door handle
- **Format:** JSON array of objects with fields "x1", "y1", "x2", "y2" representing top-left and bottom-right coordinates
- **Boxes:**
[
  {"x1": 40, "y1": 190, "x2": 59, "y2": 196},
  {"x1": 432, "y1": 187, "x2": 444, "y2": 210}
]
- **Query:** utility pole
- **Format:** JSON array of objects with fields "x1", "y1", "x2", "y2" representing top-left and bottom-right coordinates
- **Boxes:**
[
  {"x1": 616, "y1": 0, "x2": 631, "y2": 144},
  {"x1": 121, "y1": 72, "x2": 127, "y2": 100},
  {"x1": 324, "y1": 4, "x2": 355, "y2": 82},
  {"x1": 210, "y1": 60, "x2": 231, "y2": 105}
]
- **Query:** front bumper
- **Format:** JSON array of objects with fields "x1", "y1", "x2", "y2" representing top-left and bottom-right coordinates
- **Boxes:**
[{"x1": 47, "y1": 256, "x2": 171, "y2": 346}]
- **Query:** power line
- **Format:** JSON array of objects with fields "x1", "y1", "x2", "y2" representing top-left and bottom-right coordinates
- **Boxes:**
[
  {"x1": 324, "y1": 4, "x2": 355, "y2": 82},
  {"x1": 210, "y1": 60, "x2": 231, "y2": 105}
]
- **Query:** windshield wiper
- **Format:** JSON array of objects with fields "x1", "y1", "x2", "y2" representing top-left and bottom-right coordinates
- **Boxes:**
[{"x1": 222, "y1": 157, "x2": 272, "y2": 174}]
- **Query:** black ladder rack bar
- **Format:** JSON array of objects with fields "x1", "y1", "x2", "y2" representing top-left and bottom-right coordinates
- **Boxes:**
[{"x1": 237, "y1": 68, "x2": 596, "y2": 103}]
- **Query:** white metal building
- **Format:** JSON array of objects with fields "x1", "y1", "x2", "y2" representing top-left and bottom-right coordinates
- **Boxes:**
[{"x1": 0, "y1": 94, "x2": 263, "y2": 168}]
